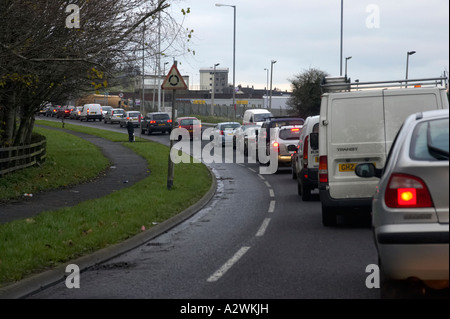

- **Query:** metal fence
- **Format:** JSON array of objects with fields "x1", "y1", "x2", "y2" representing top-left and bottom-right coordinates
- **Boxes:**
[{"x1": 0, "y1": 136, "x2": 47, "y2": 176}]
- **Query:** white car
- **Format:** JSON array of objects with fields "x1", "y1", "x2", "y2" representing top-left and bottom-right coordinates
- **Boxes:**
[
  {"x1": 234, "y1": 124, "x2": 260, "y2": 157},
  {"x1": 211, "y1": 122, "x2": 241, "y2": 147},
  {"x1": 355, "y1": 109, "x2": 449, "y2": 298},
  {"x1": 119, "y1": 111, "x2": 142, "y2": 128}
]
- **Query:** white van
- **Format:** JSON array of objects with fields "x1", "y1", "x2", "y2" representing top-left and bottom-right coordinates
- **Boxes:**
[
  {"x1": 293, "y1": 115, "x2": 320, "y2": 201},
  {"x1": 242, "y1": 109, "x2": 272, "y2": 126},
  {"x1": 79, "y1": 103, "x2": 103, "y2": 122},
  {"x1": 318, "y1": 77, "x2": 449, "y2": 226}
]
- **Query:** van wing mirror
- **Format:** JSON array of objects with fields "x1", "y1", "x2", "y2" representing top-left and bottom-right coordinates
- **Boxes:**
[{"x1": 309, "y1": 133, "x2": 319, "y2": 150}]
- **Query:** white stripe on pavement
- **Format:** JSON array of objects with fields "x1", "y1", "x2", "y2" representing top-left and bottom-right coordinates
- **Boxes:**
[{"x1": 207, "y1": 247, "x2": 251, "y2": 282}]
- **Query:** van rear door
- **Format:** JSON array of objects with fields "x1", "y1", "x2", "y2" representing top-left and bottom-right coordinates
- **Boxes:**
[{"x1": 327, "y1": 92, "x2": 385, "y2": 199}]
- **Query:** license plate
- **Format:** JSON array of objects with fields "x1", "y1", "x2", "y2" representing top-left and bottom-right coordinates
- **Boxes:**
[
  {"x1": 339, "y1": 163, "x2": 357, "y2": 172},
  {"x1": 188, "y1": 129, "x2": 193, "y2": 132},
  {"x1": 314, "y1": 156, "x2": 319, "y2": 163},
  {"x1": 91, "y1": 112, "x2": 96, "y2": 114},
  {"x1": 158, "y1": 123, "x2": 165, "y2": 126}
]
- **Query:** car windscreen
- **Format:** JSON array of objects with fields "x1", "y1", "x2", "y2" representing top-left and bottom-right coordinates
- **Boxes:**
[
  {"x1": 153, "y1": 114, "x2": 170, "y2": 120},
  {"x1": 279, "y1": 128, "x2": 301, "y2": 140},
  {"x1": 254, "y1": 113, "x2": 272, "y2": 122},
  {"x1": 410, "y1": 117, "x2": 449, "y2": 160}
]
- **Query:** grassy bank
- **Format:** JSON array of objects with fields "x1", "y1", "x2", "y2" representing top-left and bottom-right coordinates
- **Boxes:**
[{"x1": 0, "y1": 121, "x2": 212, "y2": 287}]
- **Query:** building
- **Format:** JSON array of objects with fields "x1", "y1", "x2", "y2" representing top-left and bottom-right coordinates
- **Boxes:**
[{"x1": 199, "y1": 67, "x2": 229, "y2": 94}]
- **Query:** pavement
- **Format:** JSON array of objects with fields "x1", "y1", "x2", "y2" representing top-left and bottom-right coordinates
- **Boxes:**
[{"x1": 0, "y1": 125, "x2": 217, "y2": 299}]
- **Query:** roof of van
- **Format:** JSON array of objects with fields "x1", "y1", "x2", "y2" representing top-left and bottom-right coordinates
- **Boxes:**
[{"x1": 245, "y1": 109, "x2": 271, "y2": 113}]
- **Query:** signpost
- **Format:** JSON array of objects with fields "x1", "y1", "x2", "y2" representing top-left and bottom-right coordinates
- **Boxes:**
[{"x1": 161, "y1": 61, "x2": 187, "y2": 190}]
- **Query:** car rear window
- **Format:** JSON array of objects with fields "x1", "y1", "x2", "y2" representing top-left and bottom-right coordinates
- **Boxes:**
[
  {"x1": 221, "y1": 124, "x2": 240, "y2": 130},
  {"x1": 270, "y1": 119, "x2": 304, "y2": 128},
  {"x1": 410, "y1": 118, "x2": 449, "y2": 161},
  {"x1": 113, "y1": 110, "x2": 124, "y2": 115},
  {"x1": 129, "y1": 112, "x2": 140, "y2": 117},
  {"x1": 180, "y1": 119, "x2": 200, "y2": 125},
  {"x1": 154, "y1": 114, "x2": 170, "y2": 120},
  {"x1": 279, "y1": 128, "x2": 301, "y2": 140}
]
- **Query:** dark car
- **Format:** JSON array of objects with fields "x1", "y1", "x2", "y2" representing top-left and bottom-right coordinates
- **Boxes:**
[
  {"x1": 56, "y1": 106, "x2": 74, "y2": 119},
  {"x1": 45, "y1": 105, "x2": 61, "y2": 117},
  {"x1": 141, "y1": 112, "x2": 172, "y2": 135}
]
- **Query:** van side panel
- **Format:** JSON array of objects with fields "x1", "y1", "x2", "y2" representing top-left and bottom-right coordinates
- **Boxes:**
[{"x1": 328, "y1": 94, "x2": 385, "y2": 199}]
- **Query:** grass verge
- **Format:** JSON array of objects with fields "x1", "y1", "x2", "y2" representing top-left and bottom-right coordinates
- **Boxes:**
[{"x1": 0, "y1": 121, "x2": 212, "y2": 287}]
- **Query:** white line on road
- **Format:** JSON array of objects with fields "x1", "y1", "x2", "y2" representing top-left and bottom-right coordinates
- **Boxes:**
[
  {"x1": 258, "y1": 174, "x2": 265, "y2": 181},
  {"x1": 264, "y1": 181, "x2": 271, "y2": 188},
  {"x1": 248, "y1": 168, "x2": 256, "y2": 173},
  {"x1": 268, "y1": 200, "x2": 275, "y2": 213},
  {"x1": 207, "y1": 246, "x2": 251, "y2": 282},
  {"x1": 256, "y1": 218, "x2": 271, "y2": 237},
  {"x1": 269, "y1": 189, "x2": 275, "y2": 198}
]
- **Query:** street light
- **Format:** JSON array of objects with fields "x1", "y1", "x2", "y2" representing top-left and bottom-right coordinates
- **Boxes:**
[
  {"x1": 345, "y1": 56, "x2": 352, "y2": 80},
  {"x1": 269, "y1": 60, "x2": 276, "y2": 111},
  {"x1": 264, "y1": 68, "x2": 269, "y2": 108},
  {"x1": 211, "y1": 63, "x2": 220, "y2": 116},
  {"x1": 340, "y1": 0, "x2": 344, "y2": 76},
  {"x1": 216, "y1": 3, "x2": 236, "y2": 119},
  {"x1": 406, "y1": 50, "x2": 416, "y2": 82}
]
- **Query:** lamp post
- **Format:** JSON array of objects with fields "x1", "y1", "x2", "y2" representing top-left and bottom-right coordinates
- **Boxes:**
[
  {"x1": 269, "y1": 60, "x2": 276, "y2": 111},
  {"x1": 211, "y1": 63, "x2": 220, "y2": 116},
  {"x1": 406, "y1": 51, "x2": 416, "y2": 84},
  {"x1": 216, "y1": 3, "x2": 236, "y2": 119},
  {"x1": 264, "y1": 68, "x2": 269, "y2": 108},
  {"x1": 345, "y1": 56, "x2": 352, "y2": 80}
]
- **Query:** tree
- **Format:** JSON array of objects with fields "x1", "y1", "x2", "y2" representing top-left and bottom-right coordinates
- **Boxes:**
[
  {"x1": 0, "y1": 0, "x2": 192, "y2": 147},
  {"x1": 287, "y1": 67, "x2": 329, "y2": 118}
]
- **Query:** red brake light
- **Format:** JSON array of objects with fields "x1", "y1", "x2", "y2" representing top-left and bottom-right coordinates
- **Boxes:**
[
  {"x1": 319, "y1": 156, "x2": 328, "y2": 183},
  {"x1": 168, "y1": 119, "x2": 172, "y2": 123},
  {"x1": 291, "y1": 128, "x2": 300, "y2": 132},
  {"x1": 150, "y1": 120, "x2": 156, "y2": 124},
  {"x1": 273, "y1": 142, "x2": 279, "y2": 148},
  {"x1": 220, "y1": 130, "x2": 224, "y2": 135},
  {"x1": 385, "y1": 173, "x2": 433, "y2": 208}
]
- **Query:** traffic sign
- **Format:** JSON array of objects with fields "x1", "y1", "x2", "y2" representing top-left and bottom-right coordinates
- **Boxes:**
[{"x1": 161, "y1": 63, "x2": 187, "y2": 90}]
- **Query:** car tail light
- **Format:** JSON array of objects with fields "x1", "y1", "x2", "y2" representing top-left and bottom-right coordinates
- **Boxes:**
[
  {"x1": 273, "y1": 141, "x2": 280, "y2": 153},
  {"x1": 127, "y1": 117, "x2": 130, "y2": 120},
  {"x1": 87, "y1": 108, "x2": 90, "y2": 114},
  {"x1": 319, "y1": 156, "x2": 328, "y2": 183},
  {"x1": 384, "y1": 173, "x2": 433, "y2": 208},
  {"x1": 150, "y1": 120, "x2": 156, "y2": 124},
  {"x1": 303, "y1": 136, "x2": 309, "y2": 168},
  {"x1": 220, "y1": 130, "x2": 224, "y2": 135},
  {"x1": 168, "y1": 119, "x2": 172, "y2": 123},
  {"x1": 291, "y1": 128, "x2": 300, "y2": 132}
]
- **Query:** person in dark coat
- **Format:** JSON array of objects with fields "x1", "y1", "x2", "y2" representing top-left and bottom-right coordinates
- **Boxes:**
[{"x1": 126, "y1": 119, "x2": 135, "y2": 142}]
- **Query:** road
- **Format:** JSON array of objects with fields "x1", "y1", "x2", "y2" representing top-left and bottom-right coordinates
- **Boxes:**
[{"x1": 29, "y1": 117, "x2": 379, "y2": 300}]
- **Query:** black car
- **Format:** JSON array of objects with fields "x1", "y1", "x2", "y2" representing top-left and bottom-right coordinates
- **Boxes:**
[{"x1": 140, "y1": 112, "x2": 172, "y2": 135}]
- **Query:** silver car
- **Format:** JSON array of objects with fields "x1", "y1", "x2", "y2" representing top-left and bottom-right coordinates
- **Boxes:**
[{"x1": 355, "y1": 109, "x2": 449, "y2": 298}]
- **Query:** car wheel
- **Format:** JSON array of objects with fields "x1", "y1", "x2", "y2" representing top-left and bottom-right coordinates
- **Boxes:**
[
  {"x1": 321, "y1": 205, "x2": 337, "y2": 227},
  {"x1": 292, "y1": 166, "x2": 297, "y2": 180}
]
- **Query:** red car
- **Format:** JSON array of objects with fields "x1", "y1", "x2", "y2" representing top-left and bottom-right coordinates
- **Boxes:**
[{"x1": 175, "y1": 117, "x2": 201, "y2": 140}]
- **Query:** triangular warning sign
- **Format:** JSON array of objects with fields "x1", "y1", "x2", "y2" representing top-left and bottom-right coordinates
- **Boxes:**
[{"x1": 161, "y1": 64, "x2": 187, "y2": 90}]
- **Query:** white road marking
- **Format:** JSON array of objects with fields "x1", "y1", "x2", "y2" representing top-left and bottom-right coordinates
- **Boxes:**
[
  {"x1": 268, "y1": 200, "x2": 275, "y2": 213},
  {"x1": 248, "y1": 167, "x2": 256, "y2": 173},
  {"x1": 256, "y1": 218, "x2": 271, "y2": 237},
  {"x1": 269, "y1": 189, "x2": 275, "y2": 198},
  {"x1": 258, "y1": 174, "x2": 265, "y2": 181},
  {"x1": 264, "y1": 181, "x2": 271, "y2": 188},
  {"x1": 207, "y1": 246, "x2": 251, "y2": 282}
]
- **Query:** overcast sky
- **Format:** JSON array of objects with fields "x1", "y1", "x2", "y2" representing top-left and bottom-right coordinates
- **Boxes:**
[{"x1": 166, "y1": 0, "x2": 449, "y2": 92}]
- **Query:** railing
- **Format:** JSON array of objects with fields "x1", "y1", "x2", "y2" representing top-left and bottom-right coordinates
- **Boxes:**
[{"x1": 0, "y1": 136, "x2": 47, "y2": 176}]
